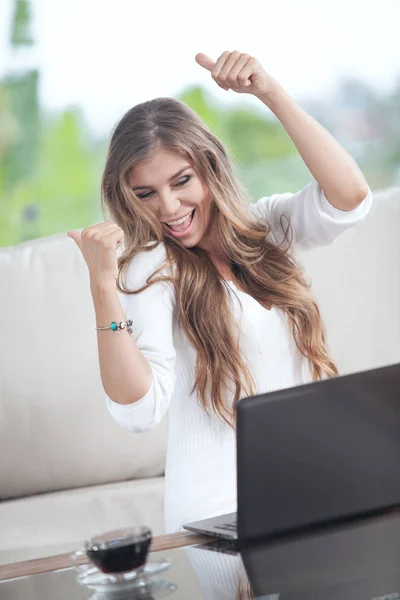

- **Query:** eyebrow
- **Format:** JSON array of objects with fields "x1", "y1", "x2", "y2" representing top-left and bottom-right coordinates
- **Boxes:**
[{"x1": 132, "y1": 166, "x2": 191, "y2": 191}]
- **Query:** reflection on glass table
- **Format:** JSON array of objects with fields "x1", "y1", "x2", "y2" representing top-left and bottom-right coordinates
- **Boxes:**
[
  {"x1": 0, "y1": 510, "x2": 398, "y2": 599},
  {"x1": 186, "y1": 510, "x2": 400, "y2": 599}
]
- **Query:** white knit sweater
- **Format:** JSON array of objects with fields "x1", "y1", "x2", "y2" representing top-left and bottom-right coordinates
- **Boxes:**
[{"x1": 106, "y1": 181, "x2": 373, "y2": 533}]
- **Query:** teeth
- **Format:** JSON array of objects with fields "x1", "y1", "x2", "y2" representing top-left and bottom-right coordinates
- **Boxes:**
[{"x1": 167, "y1": 211, "x2": 193, "y2": 226}]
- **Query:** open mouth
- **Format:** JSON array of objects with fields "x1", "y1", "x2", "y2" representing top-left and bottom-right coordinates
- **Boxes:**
[{"x1": 165, "y1": 209, "x2": 195, "y2": 234}]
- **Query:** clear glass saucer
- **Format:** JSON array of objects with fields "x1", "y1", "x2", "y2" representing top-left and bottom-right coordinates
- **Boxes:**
[
  {"x1": 89, "y1": 578, "x2": 177, "y2": 598},
  {"x1": 76, "y1": 557, "x2": 172, "y2": 592}
]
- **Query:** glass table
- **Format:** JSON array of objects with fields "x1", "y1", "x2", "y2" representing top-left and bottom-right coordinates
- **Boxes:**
[{"x1": 0, "y1": 510, "x2": 399, "y2": 599}]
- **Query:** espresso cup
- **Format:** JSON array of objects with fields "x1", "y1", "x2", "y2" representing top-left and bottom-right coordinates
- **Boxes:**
[{"x1": 70, "y1": 526, "x2": 152, "y2": 576}]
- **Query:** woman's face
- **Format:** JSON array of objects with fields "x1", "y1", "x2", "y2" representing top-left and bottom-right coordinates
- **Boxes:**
[{"x1": 129, "y1": 148, "x2": 215, "y2": 249}]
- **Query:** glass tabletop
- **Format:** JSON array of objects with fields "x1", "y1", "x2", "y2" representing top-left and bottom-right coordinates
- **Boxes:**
[{"x1": 0, "y1": 511, "x2": 399, "y2": 599}]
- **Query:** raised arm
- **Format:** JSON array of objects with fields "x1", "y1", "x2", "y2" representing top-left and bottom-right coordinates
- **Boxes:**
[
  {"x1": 256, "y1": 79, "x2": 369, "y2": 211},
  {"x1": 67, "y1": 222, "x2": 176, "y2": 433},
  {"x1": 195, "y1": 50, "x2": 370, "y2": 210}
]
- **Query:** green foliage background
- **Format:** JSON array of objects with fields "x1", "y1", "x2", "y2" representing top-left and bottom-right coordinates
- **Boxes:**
[{"x1": 1, "y1": 0, "x2": 399, "y2": 247}]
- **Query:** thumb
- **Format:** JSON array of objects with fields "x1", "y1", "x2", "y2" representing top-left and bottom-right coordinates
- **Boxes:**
[
  {"x1": 195, "y1": 52, "x2": 215, "y2": 73},
  {"x1": 67, "y1": 230, "x2": 82, "y2": 250}
]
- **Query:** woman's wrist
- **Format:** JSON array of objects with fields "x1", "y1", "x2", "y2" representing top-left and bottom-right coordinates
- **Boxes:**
[
  {"x1": 255, "y1": 79, "x2": 292, "y2": 117},
  {"x1": 91, "y1": 281, "x2": 126, "y2": 330},
  {"x1": 90, "y1": 279, "x2": 117, "y2": 297}
]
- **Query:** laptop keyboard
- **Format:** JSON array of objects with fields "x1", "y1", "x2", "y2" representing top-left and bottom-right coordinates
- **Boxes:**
[{"x1": 214, "y1": 520, "x2": 237, "y2": 532}]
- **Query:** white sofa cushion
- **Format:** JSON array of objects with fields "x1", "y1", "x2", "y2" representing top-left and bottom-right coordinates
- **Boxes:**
[{"x1": 0, "y1": 476, "x2": 164, "y2": 563}]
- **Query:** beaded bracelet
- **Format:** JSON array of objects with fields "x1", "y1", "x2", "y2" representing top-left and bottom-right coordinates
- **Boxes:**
[{"x1": 95, "y1": 320, "x2": 133, "y2": 335}]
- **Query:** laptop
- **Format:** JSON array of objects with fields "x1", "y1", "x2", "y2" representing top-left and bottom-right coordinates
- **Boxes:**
[{"x1": 183, "y1": 362, "x2": 400, "y2": 543}]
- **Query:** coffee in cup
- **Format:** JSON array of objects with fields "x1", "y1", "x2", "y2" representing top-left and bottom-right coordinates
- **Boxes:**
[{"x1": 71, "y1": 526, "x2": 152, "y2": 575}]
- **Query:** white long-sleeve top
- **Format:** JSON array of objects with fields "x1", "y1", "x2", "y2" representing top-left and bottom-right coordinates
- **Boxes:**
[{"x1": 106, "y1": 181, "x2": 373, "y2": 534}]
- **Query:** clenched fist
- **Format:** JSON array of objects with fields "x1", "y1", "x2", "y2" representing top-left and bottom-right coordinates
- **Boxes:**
[
  {"x1": 195, "y1": 50, "x2": 276, "y2": 98},
  {"x1": 67, "y1": 222, "x2": 124, "y2": 291}
]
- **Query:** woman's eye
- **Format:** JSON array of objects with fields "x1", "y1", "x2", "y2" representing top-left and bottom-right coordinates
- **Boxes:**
[
  {"x1": 175, "y1": 175, "x2": 191, "y2": 187},
  {"x1": 137, "y1": 175, "x2": 191, "y2": 199},
  {"x1": 137, "y1": 191, "x2": 154, "y2": 199}
]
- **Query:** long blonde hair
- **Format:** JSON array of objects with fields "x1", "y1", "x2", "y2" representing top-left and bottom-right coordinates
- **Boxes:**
[{"x1": 101, "y1": 97, "x2": 338, "y2": 428}]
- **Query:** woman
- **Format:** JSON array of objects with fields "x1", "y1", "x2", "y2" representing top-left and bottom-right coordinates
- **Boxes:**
[{"x1": 67, "y1": 51, "x2": 373, "y2": 534}]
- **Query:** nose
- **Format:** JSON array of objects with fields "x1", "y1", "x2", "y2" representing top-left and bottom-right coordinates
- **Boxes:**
[{"x1": 158, "y1": 192, "x2": 181, "y2": 221}]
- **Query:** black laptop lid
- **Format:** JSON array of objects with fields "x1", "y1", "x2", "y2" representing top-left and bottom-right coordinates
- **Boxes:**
[{"x1": 236, "y1": 362, "x2": 400, "y2": 541}]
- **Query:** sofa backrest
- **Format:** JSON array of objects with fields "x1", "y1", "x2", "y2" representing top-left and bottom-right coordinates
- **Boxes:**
[
  {"x1": 299, "y1": 185, "x2": 400, "y2": 374},
  {"x1": 1, "y1": 185, "x2": 399, "y2": 500},
  {"x1": 0, "y1": 233, "x2": 167, "y2": 500}
]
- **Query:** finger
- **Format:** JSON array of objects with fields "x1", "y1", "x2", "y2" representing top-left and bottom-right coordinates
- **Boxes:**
[
  {"x1": 68, "y1": 222, "x2": 117, "y2": 250},
  {"x1": 97, "y1": 227, "x2": 125, "y2": 248},
  {"x1": 235, "y1": 57, "x2": 256, "y2": 87},
  {"x1": 211, "y1": 51, "x2": 232, "y2": 90},
  {"x1": 194, "y1": 52, "x2": 215, "y2": 73},
  {"x1": 89, "y1": 226, "x2": 124, "y2": 250},
  {"x1": 67, "y1": 230, "x2": 83, "y2": 250},
  {"x1": 225, "y1": 54, "x2": 252, "y2": 88},
  {"x1": 218, "y1": 51, "x2": 243, "y2": 86},
  {"x1": 81, "y1": 222, "x2": 118, "y2": 241}
]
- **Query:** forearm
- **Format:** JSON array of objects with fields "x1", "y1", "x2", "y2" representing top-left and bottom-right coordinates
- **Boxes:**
[
  {"x1": 91, "y1": 283, "x2": 152, "y2": 405},
  {"x1": 257, "y1": 81, "x2": 369, "y2": 211}
]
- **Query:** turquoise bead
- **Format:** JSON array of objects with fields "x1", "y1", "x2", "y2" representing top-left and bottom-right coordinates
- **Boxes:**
[{"x1": 111, "y1": 322, "x2": 117, "y2": 330}]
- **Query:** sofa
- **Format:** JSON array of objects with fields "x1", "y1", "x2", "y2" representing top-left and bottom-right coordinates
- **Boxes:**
[{"x1": 1, "y1": 185, "x2": 399, "y2": 565}]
